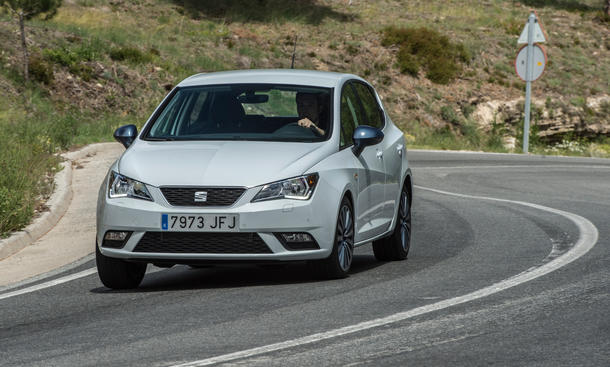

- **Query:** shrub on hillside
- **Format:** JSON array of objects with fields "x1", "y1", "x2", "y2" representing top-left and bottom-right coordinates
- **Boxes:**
[
  {"x1": 382, "y1": 26, "x2": 471, "y2": 84},
  {"x1": 43, "y1": 47, "x2": 77, "y2": 67},
  {"x1": 109, "y1": 47, "x2": 152, "y2": 64},
  {"x1": 29, "y1": 55, "x2": 54, "y2": 84},
  {"x1": 396, "y1": 48, "x2": 419, "y2": 76},
  {"x1": 440, "y1": 105, "x2": 460, "y2": 125},
  {"x1": 43, "y1": 45, "x2": 99, "y2": 81}
]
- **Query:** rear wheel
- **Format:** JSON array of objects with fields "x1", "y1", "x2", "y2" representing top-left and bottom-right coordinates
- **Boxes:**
[
  {"x1": 96, "y1": 244, "x2": 146, "y2": 289},
  {"x1": 373, "y1": 182, "x2": 411, "y2": 261},
  {"x1": 311, "y1": 197, "x2": 354, "y2": 279}
]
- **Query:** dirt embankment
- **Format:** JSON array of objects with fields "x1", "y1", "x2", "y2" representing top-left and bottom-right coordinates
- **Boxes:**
[{"x1": 472, "y1": 95, "x2": 610, "y2": 147}]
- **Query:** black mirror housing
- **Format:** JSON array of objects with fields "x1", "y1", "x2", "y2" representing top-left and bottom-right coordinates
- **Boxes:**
[
  {"x1": 114, "y1": 124, "x2": 138, "y2": 148},
  {"x1": 352, "y1": 125, "x2": 384, "y2": 157}
]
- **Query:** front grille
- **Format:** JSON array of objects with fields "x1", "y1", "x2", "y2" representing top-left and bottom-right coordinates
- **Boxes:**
[
  {"x1": 133, "y1": 232, "x2": 272, "y2": 254},
  {"x1": 160, "y1": 187, "x2": 245, "y2": 207}
]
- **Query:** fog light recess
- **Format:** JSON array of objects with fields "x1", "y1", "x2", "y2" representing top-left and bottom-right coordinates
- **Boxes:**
[
  {"x1": 275, "y1": 232, "x2": 320, "y2": 251},
  {"x1": 102, "y1": 231, "x2": 132, "y2": 249}
]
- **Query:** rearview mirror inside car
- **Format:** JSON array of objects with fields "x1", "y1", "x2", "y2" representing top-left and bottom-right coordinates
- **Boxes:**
[{"x1": 237, "y1": 93, "x2": 269, "y2": 104}]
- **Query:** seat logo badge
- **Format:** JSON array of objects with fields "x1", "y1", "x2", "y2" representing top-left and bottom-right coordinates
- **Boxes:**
[{"x1": 194, "y1": 191, "x2": 208, "y2": 202}]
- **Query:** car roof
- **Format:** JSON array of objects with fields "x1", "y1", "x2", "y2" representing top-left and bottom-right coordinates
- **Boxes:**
[{"x1": 177, "y1": 69, "x2": 362, "y2": 88}]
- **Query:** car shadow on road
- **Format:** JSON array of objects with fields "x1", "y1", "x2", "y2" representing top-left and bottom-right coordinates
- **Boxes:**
[{"x1": 90, "y1": 254, "x2": 386, "y2": 293}]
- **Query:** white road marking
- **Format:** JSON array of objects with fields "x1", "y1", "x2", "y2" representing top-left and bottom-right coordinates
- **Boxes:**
[
  {"x1": 414, "y1": 164, "x2": 610, "y2": 170},
  {"x1": 171, "y1": 185, "x2": 599, "y2": 367},
  {"x1": 408, "y1": 148, "x2": 610, "y2": 161},
  {"x1": 0, "y1": 254, "x2": 94, "y2": 293},
  {"x1": 0, "y1": 268, "x2": 97, "y2": 301},
  {"x1": 0, "y1": 265, "x2": 178, "y2": 300}
]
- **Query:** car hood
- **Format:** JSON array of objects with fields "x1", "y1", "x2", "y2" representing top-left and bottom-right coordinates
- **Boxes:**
[{"x1": 118, "y1": 140, "x2": 332, "y2": 187}]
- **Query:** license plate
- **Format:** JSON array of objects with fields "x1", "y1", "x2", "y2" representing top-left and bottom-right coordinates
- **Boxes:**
[{"x1": 161, "y1": 214, "x2": 239, "y2": 232}]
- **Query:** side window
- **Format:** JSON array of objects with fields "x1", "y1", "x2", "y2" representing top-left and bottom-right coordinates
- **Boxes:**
[
  {"x1": 352, "y1": 83, "x2": 384, "y2": 129},
  {"x1": 340, "y1": 83, "x2": 363, "y2": 149}
]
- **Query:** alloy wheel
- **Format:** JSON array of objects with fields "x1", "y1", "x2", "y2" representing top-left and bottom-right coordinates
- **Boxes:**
[
  {"x1": 399, "y1": 189, "x2": 411, "y2": 252},
  {"x1": 336, "y1": 204, "x2": 354, "y2": 272}
]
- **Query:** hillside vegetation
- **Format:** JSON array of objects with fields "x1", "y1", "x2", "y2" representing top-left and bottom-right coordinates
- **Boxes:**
[{"x1": 0, "y1": 0, "x2": 609, "y2": 236}]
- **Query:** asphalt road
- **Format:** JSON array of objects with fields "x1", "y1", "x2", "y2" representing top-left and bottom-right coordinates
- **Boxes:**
[{"x1": 1, "y1": 150, "x2": 609, "y2": 366}]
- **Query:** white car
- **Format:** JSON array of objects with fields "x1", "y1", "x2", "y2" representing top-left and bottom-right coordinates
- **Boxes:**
[{"x1": 96, "y1": 69, "x2": 413, "y2": 289}]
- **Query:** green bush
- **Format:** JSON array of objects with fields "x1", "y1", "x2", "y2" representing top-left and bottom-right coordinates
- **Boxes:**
[
  {"x1": 440, "y1": 105, "x2": 460, "y2": 125},
  {"x1": 382, "y1": 26, "x2": 471, "y2": 84},
  {"x1": 43, "y1": 47, "x2": 79, "y2": 67},
  {"x1": 29, "y1": 55, "x2": 54, "y2": 84},
  {"x1": 396, "y1": 48, "x2": 419, "y2": 76},
  {"x1": 69, "y1": 63, "x2": 95, "y2": 82},
  {"x1": 461, "y1": 104, "x2": 475, "y2": 119},
  {"x1": 42, "y1": 42, "x2": 103, "y2": 81},
  {"x1": 427, "y1": 58, "x2": 460, "y2": 85},
  {"x1": 109, "y1": 47, "x2": 152, "y2": 64}
]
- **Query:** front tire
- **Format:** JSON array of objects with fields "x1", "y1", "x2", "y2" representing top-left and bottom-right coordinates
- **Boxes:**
[
  {"x1": 373, "y1": 182, "x2": 411, "y2": 261},
  {"x1": 96, "y1": 244, "x2": 146, "y2": 289},
  {"x1": 311, "y1": 197, "x2": 354, "y2": 279}
]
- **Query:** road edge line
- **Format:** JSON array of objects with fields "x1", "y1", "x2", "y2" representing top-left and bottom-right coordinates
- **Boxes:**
[{"x1": 0, "y1": 268, "x2": 97, "y2": 301}]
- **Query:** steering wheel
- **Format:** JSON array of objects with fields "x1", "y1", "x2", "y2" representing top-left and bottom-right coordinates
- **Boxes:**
[{"x1": 274, "y1": 122, "x2": 315, "y2": 136}]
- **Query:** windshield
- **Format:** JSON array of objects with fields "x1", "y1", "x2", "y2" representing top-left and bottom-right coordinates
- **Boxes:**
[{"x1": 143, "y1": 84, "x2": 332, "y2": 142}]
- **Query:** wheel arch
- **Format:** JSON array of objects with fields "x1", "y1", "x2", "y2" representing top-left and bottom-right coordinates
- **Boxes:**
[
  {"x1": 404, "y1": 169, "x2": 413, "y2": 206},
  {"x1": 386, "y1": 169, "x2": 413, "y2": 234},
  {"x1": 342, "y1": 188, "x2": 354, "y2": 208},
  {"x1": 335, "y1": 185, "x2": 355, "y2": 237}
]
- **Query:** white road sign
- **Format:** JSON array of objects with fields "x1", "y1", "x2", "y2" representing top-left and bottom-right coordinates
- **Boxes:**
[
  {"x1": 518, "y1": 17, "x2": 546, "y2": 44},
  {"x1": 515, "y1": 43, "x2": 547, "y2": 82}
]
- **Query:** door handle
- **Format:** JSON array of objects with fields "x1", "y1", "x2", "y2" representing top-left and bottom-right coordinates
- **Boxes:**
[
  {"x1": 397, "y1": 144, "x2": 403, "y2": 157},
  {"x1": 376, "y1": 150, "x2": 383, "y2": 159}
]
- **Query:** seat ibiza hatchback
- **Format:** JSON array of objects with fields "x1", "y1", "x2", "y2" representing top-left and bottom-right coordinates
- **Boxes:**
[{"x1": 96, "y1": 69, "x2": 413, "y2": 289}]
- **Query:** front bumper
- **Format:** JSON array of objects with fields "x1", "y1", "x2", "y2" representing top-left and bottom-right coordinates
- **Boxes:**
[{"x1": 96, "y1": 179, "x2": 340, "y2": 262}]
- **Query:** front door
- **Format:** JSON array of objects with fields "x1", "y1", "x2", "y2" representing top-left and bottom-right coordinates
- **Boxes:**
[
  {"x1": 351, "y1": 82, "x2": 401, "y2": 225},
  {"x1": 340, "y1": 82, "x2": 387, "y2": 242}
]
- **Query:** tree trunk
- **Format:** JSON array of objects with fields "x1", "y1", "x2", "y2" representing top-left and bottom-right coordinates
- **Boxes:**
[{"x1": 18, "y1": 12, "x2": 29, "y2": 84}]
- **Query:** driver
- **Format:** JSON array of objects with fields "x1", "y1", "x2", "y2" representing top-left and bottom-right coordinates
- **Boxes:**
[{"x1": 296, "y1": 92, "x2": 326, "y2": 136}]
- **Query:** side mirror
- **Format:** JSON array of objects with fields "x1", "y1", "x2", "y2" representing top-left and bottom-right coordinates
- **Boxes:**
[
  {"x1": 113, "y1": 124, "x2": 137, "y2": 149},
  {"x1": 352, "y1": 125, "x2": 384, "y2": 157}
]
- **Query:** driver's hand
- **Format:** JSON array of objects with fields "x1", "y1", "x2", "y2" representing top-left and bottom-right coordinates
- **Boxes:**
[
  {"x1": 298, "y1": 118, "x2": 325, "y2": 136},
  {"x1": 298, "y1": 118, "x2": 314, "y2": 128}
]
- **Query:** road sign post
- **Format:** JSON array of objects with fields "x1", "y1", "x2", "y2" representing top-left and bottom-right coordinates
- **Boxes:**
[
  {"x1": 523, "y1": 13, "x2": 535, "y2": 153},
  {"x1": 516, "y1": 11, "x2": 547, "y2": 154}
]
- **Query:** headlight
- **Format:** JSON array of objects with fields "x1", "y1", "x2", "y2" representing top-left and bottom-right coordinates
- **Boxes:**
[
  {"x1": 108, "y1": 171, "x2": 153, "y2": 201},
  {"x1": 252, "y1": 173, "x2": 319, "y2": 202}
]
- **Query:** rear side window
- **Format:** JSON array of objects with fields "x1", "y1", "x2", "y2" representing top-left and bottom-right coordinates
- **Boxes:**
[{"x1": 351, "y1": 82, "x2": 384, "y2": 129}]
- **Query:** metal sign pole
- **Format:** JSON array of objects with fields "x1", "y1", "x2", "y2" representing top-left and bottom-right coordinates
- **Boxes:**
[{"x1": 523, "y1": 12, "x2": 536, "y2": 154}]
